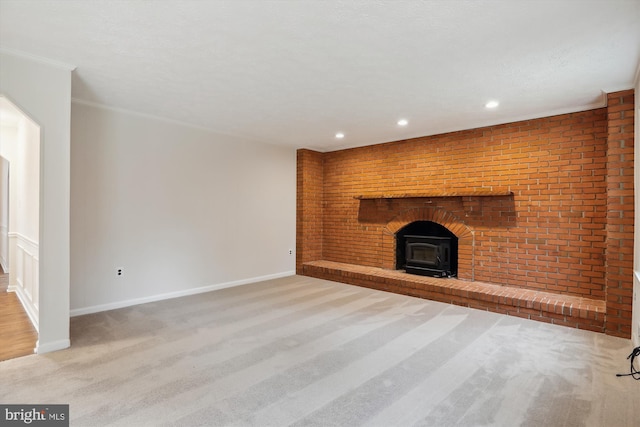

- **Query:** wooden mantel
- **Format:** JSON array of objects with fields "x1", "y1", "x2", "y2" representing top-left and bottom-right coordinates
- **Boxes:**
[{"x1": 353, "y1": 190, "x2": 514, "y2": 200}]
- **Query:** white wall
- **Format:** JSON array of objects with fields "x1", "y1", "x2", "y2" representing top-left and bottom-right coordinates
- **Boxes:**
[
  {"x1": 15, "y1": 116, "x2": 40, "y2": 242},
  {"x1": 0, "y1": 126, "x2": 19, "y2": 290},
  {"x1": 0, "y1": 155, "x2": 9, "y2": 272},
  {"x1": 70, "y1": 102, "x2": 296, "y2": 313},
  {"x1": 0, "y1": 50, "x2": 73, "y2": 353},
  {"x1": 0, "y1": 110, "x2": 40, "y2": 329}
]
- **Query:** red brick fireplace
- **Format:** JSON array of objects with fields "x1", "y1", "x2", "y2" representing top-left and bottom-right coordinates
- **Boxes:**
[{"x1": 297, "y1": 90, "x2": 634, "y2": 337}]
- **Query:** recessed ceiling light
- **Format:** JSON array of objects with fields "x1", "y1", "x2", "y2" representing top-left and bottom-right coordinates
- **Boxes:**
[
  {"x1": 397, "y1": 119, "x2": 408, "y2": 126},
  {"x1": 335, "y1": 132, "x2": 345, "y2": 139},
  {"x1": 485, "y1": 100, "x2": 499, "y2": 109}
]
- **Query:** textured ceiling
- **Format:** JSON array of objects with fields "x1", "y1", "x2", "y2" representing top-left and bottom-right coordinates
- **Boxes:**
[{"x1": 1, "y1": 0, "x2": 639, "y2": 151}]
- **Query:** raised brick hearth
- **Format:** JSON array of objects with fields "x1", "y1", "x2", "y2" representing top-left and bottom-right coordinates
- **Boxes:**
[
  {"x1": 303, "y1": 260, "x2": 606, "y2": 331},
  {"x1": 297, "y1": 90, "x2": 635, "y2": 337}
]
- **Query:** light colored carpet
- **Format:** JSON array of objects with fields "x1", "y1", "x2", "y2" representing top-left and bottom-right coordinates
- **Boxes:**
[{"x1": 1, "y1": 275, "x2": 638, "y2": 426}]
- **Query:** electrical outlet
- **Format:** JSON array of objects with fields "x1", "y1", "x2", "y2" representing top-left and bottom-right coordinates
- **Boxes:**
[
  {"x1": 288, "y1": 249, "x2": 293, "y2": 255},
  {"x1": 116, "y1": 268, "x2": 123, "y2": 276}
]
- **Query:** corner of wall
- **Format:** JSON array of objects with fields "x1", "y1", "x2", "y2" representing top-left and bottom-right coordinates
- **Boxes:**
[
  {"x1": 296, "y1": 149, "x2": 324, "y2": 274},
  {"x1": 0, "y1": 50, "x2": 72, "y2": 353},
  {"x1": 604, "y1": 89, "x2": 635, "y2": 338},
  {"x1": 633, "y1": 66, "x2": 640, "y2": 347}
]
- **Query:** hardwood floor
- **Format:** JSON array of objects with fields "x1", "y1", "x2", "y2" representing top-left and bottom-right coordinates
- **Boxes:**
[{"x1": 0, "y1": 270, "x2": 38, "y2": 361}]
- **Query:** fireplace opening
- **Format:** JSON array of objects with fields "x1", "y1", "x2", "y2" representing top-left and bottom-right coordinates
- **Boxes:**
[{"x1": 396, "y1": 221, "x2": 458, "y2": 277}]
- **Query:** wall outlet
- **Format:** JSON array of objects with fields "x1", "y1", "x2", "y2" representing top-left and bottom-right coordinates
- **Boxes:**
[
  {"x1": 116, "y1": 268, "x2": 123, "y2": 276},
  {"x1": 288, "y1": 249, "x2": 293, "y2": 256}
]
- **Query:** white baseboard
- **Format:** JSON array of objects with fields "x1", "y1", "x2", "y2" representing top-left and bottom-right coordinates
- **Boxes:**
[
  {"x1": 70, "y1": 270, "x2": 296, "y2": 317},
  {"x1": 8, "y1": 284, "x2": 38, "y2": 332},
  {"x1": 36, "y1": 338, "x2": 70, "y2": 354}
]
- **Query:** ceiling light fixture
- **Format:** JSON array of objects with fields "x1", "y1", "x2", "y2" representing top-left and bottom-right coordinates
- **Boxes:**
[
  {"x1": 397, "y1": 119, "x2": 408, "y2": 126},
  {"x1": 335, "y1": 132, "x2": 345, "y2": 139},
  {"x1": 485, "y1": 100, "x2": 499, "y2": 109}
]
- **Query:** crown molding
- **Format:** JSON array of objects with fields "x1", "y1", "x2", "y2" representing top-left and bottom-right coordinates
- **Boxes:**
[
  {"x1": 0, "y1": 47, "x2": 77, "y2": 71},
  {"x1": 311, "y1": 100, "x2": 610, "y2": 153},
  {"x1": 601, "y1": 84, "x2": 636, "y2": 94},
  {"x1": 71, "y1": 98, "x2": 270, "y2": 146},
  {"x1": 71, "y1": 98, "x2": 225, "y2": 134}
]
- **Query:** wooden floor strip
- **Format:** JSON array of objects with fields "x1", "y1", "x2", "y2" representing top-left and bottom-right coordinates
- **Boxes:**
[{"x1": 0, "y1": 272, "x2": 38, "y2": 361}]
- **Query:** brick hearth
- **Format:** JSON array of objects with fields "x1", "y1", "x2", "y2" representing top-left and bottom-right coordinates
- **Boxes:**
[{"x1": 303, "y1": 260, "x2": 606, "y2": 332}]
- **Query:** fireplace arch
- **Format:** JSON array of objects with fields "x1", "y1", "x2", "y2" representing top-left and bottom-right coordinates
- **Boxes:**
[{"x1": 382, "y1": 207, "x2": 475, "y2": 280}]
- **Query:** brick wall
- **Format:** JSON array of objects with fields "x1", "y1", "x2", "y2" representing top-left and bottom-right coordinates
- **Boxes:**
[
  {"x1": 297, "y1": 90, "x2": 634, "y2": 337},
  {"x1": 296, "y1": 149, "x2": 324, "y2": 273},
  {"x1": 605, "y1": 90, "x2": 635, "y2": 337}
]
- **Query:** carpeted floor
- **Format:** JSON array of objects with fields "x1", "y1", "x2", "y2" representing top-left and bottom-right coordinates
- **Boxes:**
[{"x1": 1, "y1": 275, "x2": 638, "y2": 426}]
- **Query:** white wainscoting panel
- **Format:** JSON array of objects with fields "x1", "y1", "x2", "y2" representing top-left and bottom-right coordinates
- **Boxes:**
[{"x1": 8, "y1": 232, "x2": 39, "y2": 331}]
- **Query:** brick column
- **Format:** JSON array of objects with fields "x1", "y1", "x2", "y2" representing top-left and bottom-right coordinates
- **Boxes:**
[
  {"x1": 296, "y1": 149, "x2": 324, "y2": 274},
  {"x1": 605, "y1": 90, "x2": 635, "y2": 337}
]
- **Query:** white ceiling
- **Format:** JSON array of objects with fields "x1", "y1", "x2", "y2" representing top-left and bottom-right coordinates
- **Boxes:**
[{"x1": 0, "y1": 0, "x2": 639, "y2": 151}]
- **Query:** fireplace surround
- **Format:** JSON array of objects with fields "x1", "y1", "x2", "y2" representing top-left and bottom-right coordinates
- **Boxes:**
[{"x1": 296, "y1": 90, "x2": 634, "y2": 337}]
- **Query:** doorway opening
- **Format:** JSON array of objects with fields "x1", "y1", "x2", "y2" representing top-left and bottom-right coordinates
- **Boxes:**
[{"x1": 0, "y1": 95, "x2": 40, "y2": 360}]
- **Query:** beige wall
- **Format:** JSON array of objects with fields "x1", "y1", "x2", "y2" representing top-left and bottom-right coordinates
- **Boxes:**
[{"x1": 70, "y1": 102, "x2": 296, "y2": 314}]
